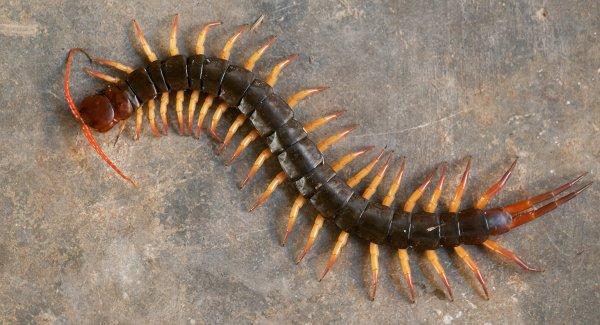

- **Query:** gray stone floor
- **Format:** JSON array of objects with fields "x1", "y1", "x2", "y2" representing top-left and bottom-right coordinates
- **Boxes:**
[{"x1": 1, "y1": 0, "x2": 598, "y2": 323}]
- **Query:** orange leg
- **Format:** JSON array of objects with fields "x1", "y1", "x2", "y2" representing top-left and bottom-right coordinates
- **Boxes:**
[
  {"x1": 370, "y1": 157, "x2": 405, "y2": 301},
  {"x1": 475, "y1": 159, "x2": 518, "y2": 209},
  {"x1": 449, "y1": 157, "x2": 472, "y2": 213},
  {"x1": 146, "y1": 99, "x2": 160, "y2": 137},
  {"x1": 425, "y1": 250, "x2": 453, "y2": 301},
  {"x1": 195, "y1": 21, "x2": 222, "y2": 55},
  {"x1": 447, "y1": 158, "x2": 490, "y2": 299},
  {"x1": 454, "y1": 246, "x2": 489, "y2": 300},
  {"x1": 483, "y1": 240, "x2": 541, "y2": 272},
  {"x1": 194, "y1": 95, "x2": 214, "y2": 138},
  {"x1": 398, "y1": 249, "x2": 415, "y2": 303}
]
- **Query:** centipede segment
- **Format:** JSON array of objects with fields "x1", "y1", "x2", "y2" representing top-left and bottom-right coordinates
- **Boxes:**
[{"x1": 64, "y1": 15, "x2": 593, "y2": 302}]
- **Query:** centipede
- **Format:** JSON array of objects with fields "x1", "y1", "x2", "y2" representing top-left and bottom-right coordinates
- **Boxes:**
[{"x1": 63, "y1": 14, "x2": 592, "y2": 302}]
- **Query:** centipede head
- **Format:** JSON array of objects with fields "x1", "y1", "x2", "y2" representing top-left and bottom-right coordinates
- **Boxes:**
[{"x1": 79, "y1": 85, "x2": 133, "y2": 132}]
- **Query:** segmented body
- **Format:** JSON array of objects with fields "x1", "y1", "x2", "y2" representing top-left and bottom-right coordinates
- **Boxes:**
[
  {"x1": 107, "y1": 52, "x2": 495, "y2": 249},
  {"x1": 64, "y1": 15, "x2": 591, "y2": 302}
]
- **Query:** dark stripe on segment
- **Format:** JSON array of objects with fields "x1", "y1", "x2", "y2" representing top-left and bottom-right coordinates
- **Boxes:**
[
  {"x1": 187, "y1": 54, "x2": 205, "y2": 91},
  {"x1": 146, "y1": 60, "x2": 169, "y2": 93},
  {"x1": 202, "y1": 57, "x2": 229, "y2": 96},
  {"x1": 266, "y1": 119, "x2": 307, "y2": 155},
  {"x1": 458, "y1": 209, "x2": 490, "y2": 244},
  {"x1": 439, "y1": 212, "x2": 460, "y2": 247},
  {"x1": 277, "y1": 137, "x2": 323, "y2": 181},
  {"x1": 237, "y1": 79, "x2": 272, "y2": 116},
  {"x1": 250, "y1": 93, "x2": 294, "y2": 137},
  {"x1": 334, "y1": 194, "x2": 369, "y2": 232},
  {"x1": 409, "y1": 211, "x2": 441, "y2": 249},
  {"x1": 162, "y1": 55, "x2": 189, "y2": 91},
  {"x1": 126, "y1": 67, "x2": 157, "y2": 104},
  {"x1": 310, "y1": 175, "x2": 354, "y2": 219},
  {"x1": 386, "y1": 210, "x2": 411, "y2": 249},
  {"x1": 220, "y1": 65, "x2": 255, "y2": 107},
  {"x1": 354, "y1": 203, "x2": 394, "y2": 244},
  {"x1": 116, "y1": 80, "x2": 140, "y2": 108},
  {"x1": 294, "y1": 163, "x2": 335, "y2": 199}
]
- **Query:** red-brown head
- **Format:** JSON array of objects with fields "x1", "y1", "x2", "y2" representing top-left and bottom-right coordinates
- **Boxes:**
[{"x1": 79, "y1": 84, "x2": 133, "y2": 132}]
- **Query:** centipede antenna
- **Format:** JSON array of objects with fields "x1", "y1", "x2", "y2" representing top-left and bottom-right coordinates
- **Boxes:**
[
  {"x1": 196, "y1": 21, "x2": 222, "y2": 55},
  {"x1": 266, "y1": 54, "x2": 299, "y2": 87},
  {"x1": 286, "y1": 86, "x2": 329, "y2": 108},
  {"x1": 93, "y1": 58, "x2": 134, "y2": 74},
  {"x1": 244, "y1": 36, "x2": 277, "y2": 71},
  {"x1": 425, "y1": 250, "x2": 454, "y2": 301},
  {"x1": 398, "y1": 249, "x2": 415, "y2": 303},
  {"x1": 449, "y1": 156, "x2": 472, "y2": 213},
  {"x1": 83, "y1": 68, "x2": 121, "y2": 84},
  {"x1": 454, "y1": 246, "x2": 489, "y2": 299},
  {"x1": 403, "y1": 167, "x2": 437, "y2": 213},
  {"x1": 169, "y1": 14, "x2": 180, "y2": 56},
  {"x1": 134, "y1": 106, "x2": 143, "y2": 140},
  {"x1": 482, "y1": 240, "x2": 541, "y2": 272},
  {"x1": 285, "y1": 147, "x2": 372, "y2": 246},
  {"x1": 146, "y1": 99, "x2": 161, "y2": 137},
  {"x1": 220, "y1": 24, "x2": 249, "y2": 60},
  {"x1": 194, "y1": 94, "x2": 215, "y2": 138},
  {"x1": 423, "y1": 162, "x2": 448, "y2": 213},
  {"x1": 159, "y1": 92, "x2": 170, "y2": 134},
  {"x1": 319, "y1": 231, "x2": 349, "y2": 281},
  {"x1": 503, "y1": 172, "x2": 588, "y2": 215},
  {"x1": 64, "y1": 48, "x2": 136, "y2": 186},
  {"x1": 296, "y1": 147, "x2": 378, "y2": 262},
  {"x1": 132, "y1": 20, "x2": 158, "y2": 62},
  {"x1": 303, "y1": 110, "x2": 345, "y2": 133},
  {"x1": 475, "y1": 159, "x2": 518, "y2": 209},
  {"x1": 209, "y1": 102, "x2": 228, "y2": 141},
  {"x1": 175, "y1": 90, "x2": 186, "y2": 135},
  {"x1": 510, "y1": 182, "x2": 592, "y2": 229},
  {"x1": 187, "y1": 90, "x2": 200, "y2": 135}
]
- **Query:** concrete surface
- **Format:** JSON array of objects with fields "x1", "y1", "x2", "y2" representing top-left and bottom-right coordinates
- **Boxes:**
[{"x1": 1, "y1": 0, "x2": 598, "y2": 323}]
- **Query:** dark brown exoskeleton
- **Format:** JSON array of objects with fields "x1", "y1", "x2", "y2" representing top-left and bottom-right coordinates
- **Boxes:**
[{"x1": 64, "y1": 14, "x2": 592, "y2": 302}]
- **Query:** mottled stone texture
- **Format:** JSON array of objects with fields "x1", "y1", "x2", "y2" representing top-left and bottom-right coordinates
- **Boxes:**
[{"x1": 0, "y1": 1, "x2": 598, "y2": 323}]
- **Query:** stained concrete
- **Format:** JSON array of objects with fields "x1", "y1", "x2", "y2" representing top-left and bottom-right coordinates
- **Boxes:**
[{"x1": 0, "y1": 0, "x2": 598, "y2": 323}]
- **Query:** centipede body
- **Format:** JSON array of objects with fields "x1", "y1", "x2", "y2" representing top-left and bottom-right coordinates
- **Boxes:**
[{"x1": 63, "y1": 14, "x2": 593, "y2": 302}]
